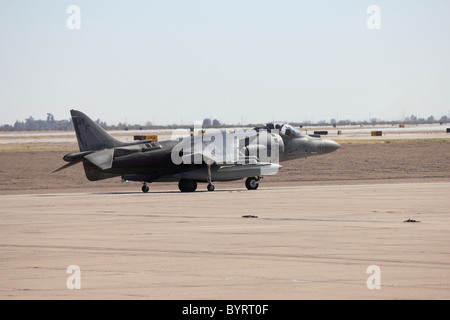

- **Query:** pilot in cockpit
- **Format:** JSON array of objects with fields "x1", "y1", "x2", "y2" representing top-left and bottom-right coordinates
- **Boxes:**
[{"x1": 260, "y1": 122, "x2": 302, "y2": 138}]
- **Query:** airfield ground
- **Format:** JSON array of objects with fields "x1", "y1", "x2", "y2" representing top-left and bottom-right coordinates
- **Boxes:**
[{"x1": 0, "y1": 128, "x2": 450, "y2": 299}]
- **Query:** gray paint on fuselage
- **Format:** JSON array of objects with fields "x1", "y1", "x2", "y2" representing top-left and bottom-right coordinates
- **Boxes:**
[{"x1": 59, "y1": 112, "x2": 340, "y2": 185}]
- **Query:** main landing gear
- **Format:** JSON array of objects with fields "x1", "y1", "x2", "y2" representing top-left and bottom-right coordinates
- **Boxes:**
[
  {"x1": 178, "y1": 179, "x2": 198, "y2": 192},
  {"x1": 144, "y1": 176, "x2": 262, "y2": 193},
  {"x1": 205, "y1": 175, "x2": 262, "y2": 191},
  {"x1": 245, "y1": 176, "x2": 262, "y2": 190},
  {"x1": 178, "y1": 179, "x2": 214, "y2": 192}
]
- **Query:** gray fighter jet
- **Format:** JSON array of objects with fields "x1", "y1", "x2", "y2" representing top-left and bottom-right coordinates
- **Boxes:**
[{"x1": 54, "y1": 110, "x2": 340, "y2": 192}]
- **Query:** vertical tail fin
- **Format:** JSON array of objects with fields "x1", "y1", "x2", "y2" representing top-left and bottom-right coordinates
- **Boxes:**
[{"x1": 70, "y1": 110, "x2": 125, "y2": 151}]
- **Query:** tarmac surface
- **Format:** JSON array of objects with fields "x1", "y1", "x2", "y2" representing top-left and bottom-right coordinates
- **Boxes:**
[
  {"x1": 1, "y1": 130, "x2": 450, "y2": 300},
  {"x1": 1, "y1": 182, "x2": 450, "y2": 299}
]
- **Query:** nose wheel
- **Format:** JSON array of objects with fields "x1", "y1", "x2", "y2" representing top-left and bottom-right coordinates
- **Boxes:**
[{"x1": 207, "y1": 183, "x2": 215, "y2": 192}]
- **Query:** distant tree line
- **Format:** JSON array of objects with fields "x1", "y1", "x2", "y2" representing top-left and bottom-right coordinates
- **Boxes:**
[
  {"x1": 291, "y1": 114, "x2": 449, "y2": 127},
  {"x1": 0, "y1": 113, "x2": 74, "y2": 131},
  {"x1": 0, "y1": 113, "x2": 448, "y2": 132},
  {"x1": 0, "y1": 114, "x2": 224, "y2": 131}
]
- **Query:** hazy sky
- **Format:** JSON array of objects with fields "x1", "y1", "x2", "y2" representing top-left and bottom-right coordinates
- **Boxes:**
[{"x1": 1, "y1": 1, "x2": 449, "y2": 126}]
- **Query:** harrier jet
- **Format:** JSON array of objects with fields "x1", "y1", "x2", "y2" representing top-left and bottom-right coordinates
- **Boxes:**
[{"x1": 54, "y1": 110, "x2": 340, "y2": 192}]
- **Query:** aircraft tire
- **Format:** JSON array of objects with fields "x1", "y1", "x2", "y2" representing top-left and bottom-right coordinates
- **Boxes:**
[
  {"x1": 142, "y1": 184, "x2": 149, "y2": 193},
  {"x1": 178, "y1": 179, "x2": 197, "y2": 192},
  {"x1": 207, "y1": 183, "x2": 215, "y2": 192},
  {"x1": 245, "y1": 177, "x2": 259, "y2": 190}
]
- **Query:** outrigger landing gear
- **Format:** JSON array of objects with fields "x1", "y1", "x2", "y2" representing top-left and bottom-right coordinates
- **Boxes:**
[
  {"x1": 206, "y1": 162, "x2": 215, "y2": 192},
  {"x1": 141, "y1": 182, "x2": 149, "y2": 193},
  {"x1": 245, "y1": 176, "x2": 262, "y2": 190}
]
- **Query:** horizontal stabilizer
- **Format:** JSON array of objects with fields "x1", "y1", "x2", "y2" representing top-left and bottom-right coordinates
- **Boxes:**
[
  {"x1": 63, "y1": 150, "x2": 93, "y2": 162},
  {"x1": 84, "y1": 148, "x2": 114, "y2": 170}
]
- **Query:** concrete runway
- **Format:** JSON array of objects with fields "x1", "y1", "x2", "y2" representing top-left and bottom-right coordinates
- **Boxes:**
[{"x1": 1, "y1": 182, "x2": 450, "y2": 299}]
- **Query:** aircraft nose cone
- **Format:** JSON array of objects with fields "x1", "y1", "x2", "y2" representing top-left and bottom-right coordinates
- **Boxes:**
[{"x1": 323, "y1": 140, "x2": 340, "y2": 153}]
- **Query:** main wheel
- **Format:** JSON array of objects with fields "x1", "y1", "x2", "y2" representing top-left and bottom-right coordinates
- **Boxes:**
[
  {"x1": 142, "y1": 184, "x2": 149, "y2": 193},
  {"x1": 207, "y1": 183, "x2": 215, "y2": 192},
  {"x1": 245, "y1": 177, "x2": 259, "y2": 190},
  {"x1": 178, "y1": 179, "x2": 198, "y2": 192}
]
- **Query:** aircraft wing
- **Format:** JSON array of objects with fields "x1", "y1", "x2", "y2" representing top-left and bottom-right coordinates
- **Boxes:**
[
  {"x1": 178, "y1": 130, "x2": 263, "y2": 165},
  {"x1": 173, "y1": 161, "x2": 282, "y2": 181}
]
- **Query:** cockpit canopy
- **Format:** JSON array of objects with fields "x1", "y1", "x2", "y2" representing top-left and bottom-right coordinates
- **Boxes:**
[{"x1": 259, "y1": 122, "x2": 303, "y2": 138}]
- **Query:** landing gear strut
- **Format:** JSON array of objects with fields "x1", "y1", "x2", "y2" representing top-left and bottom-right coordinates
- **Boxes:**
[
  {"x1": 141, "y1": 183, "x2": 149, "y2": 193},
  {"x1": 245, "y1": 176, "x2": 262, "y2": 190},
  {"x1": 206, "y1": 162, "x2": 215, "y2": 192}
]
